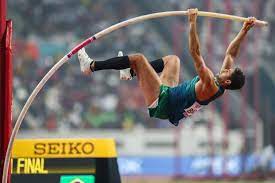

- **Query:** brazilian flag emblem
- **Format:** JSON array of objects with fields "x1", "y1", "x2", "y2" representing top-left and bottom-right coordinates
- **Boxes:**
[{"x1": 60, "y1": 175, "x2": 95, "y2": 183}]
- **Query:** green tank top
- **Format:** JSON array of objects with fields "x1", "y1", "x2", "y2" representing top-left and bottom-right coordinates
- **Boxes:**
[{"x1": 168, "y1": 76, "x2": 225, "y2": 125}]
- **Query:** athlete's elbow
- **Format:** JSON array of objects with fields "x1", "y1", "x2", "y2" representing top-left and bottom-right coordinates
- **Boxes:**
[
  {"x1": 190, "y1": 48, "x2": 201, "y2": 58},
  {"x1": 225, "y1": 46, "x2": 239, "y2": 58},
  {"x1": 225, "y1": 51, "x2": 237, "y2": 59}
]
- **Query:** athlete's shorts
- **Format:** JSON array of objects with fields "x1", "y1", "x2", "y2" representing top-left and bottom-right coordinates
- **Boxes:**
[{"x1": 148, "y1": 85, "x2": 170, "y2": 119}]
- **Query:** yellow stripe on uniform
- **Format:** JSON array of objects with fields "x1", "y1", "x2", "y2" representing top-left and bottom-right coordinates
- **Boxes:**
[{"x1": 12, "y1": 138, "x2": 117, "y2": 158}]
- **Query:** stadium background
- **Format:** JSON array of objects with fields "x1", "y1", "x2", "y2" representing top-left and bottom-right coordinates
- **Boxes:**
[{"x1": 6, "y1": 0, "x2": 275, "y2": 182}]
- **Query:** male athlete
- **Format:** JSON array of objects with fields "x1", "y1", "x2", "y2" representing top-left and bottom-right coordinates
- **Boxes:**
[{"x1": 78, "y1": 9, "x2": 256, "y2": 126}]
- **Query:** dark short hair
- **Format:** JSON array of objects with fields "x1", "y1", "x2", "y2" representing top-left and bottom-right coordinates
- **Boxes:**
[{"x1": 225, "y1": 67, "x2": 245, "y2": 90}]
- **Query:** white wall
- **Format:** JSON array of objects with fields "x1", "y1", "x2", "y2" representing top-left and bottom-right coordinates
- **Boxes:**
[{"x1": 18, "y1": 125, "x2": 245, "y2": 156}]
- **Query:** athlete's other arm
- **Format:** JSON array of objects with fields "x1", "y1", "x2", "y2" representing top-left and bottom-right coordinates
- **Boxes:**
[
  {"x1": 221, "y1": 17, "x2": 256, "y2": 70},
  {"x1": 188, "y1": 8, "x2": 212, "y2": 83}
]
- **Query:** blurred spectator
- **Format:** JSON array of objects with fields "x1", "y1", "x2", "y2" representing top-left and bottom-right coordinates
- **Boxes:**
[{"x1": 9, "y1": 0, "x2": 275, "y2": 131}]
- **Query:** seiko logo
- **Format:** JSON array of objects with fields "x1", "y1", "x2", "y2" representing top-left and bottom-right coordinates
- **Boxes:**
[{"x1": 34, "y1": 142, "x2": 95, "y2": 155}]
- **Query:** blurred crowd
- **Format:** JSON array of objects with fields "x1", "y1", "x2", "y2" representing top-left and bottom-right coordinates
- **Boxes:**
[{"x1": 9, "y1": 0, "x2": 275, "y2": 131}]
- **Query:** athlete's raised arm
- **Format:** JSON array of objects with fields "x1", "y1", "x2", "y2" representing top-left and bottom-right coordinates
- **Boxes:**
[
  {"x1": 188, "y1": 9, "x2": 212, "y2": 83},
  {"x1": 221, "y1": 17, "x2": 256, "y2": 71}
]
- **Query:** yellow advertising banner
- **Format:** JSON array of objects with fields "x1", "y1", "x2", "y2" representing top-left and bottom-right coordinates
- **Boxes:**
[{"x1": 12, "y1": 138, "x2": 117, "y2": 158}]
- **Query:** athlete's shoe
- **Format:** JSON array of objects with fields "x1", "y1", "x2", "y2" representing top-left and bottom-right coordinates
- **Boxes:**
[
  {"x1": 78, "y1": 48, "x2": 93, "y2": 75},
  {"x1": 119, "y1": 51, "x2": 132, "y2": 80}
]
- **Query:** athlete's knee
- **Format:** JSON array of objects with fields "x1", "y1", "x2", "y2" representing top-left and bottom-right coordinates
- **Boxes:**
[
  {"x1": 163, "y1": 55, "x2": 180, "y2": 66},
  {"x1": 129, "y1": 53, "x2": 148, "y2": 68},
  {"x1": 129, "y1": 53, "x2": 147, "y2": 62}
]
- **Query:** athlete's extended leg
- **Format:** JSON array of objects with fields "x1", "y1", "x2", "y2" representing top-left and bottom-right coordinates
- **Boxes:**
[
  {"x1": 78, "y1": 48, "x2": 164, "y2": 78},
  {"x1": 160, "y1": 55, "x2": 180, "y2": 87}
]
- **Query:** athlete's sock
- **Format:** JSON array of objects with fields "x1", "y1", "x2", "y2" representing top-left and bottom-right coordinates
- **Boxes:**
[
  {"x1": 93, "y1": 56, "x2": 164, "y2": 76},
  {"x1": 93, "y1": 56, "x2": 130, "y2": 71},
  {"x1": 149, "y1": 58, "x2": 164, "y2": 73}
]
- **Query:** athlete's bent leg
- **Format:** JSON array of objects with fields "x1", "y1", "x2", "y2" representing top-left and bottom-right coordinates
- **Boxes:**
[
  {"x1": 128, "y1": 53, "x2": 161, "y2": 106},
  {"x1": 78, "y1": 49, "x2": 161, "y2": 106},
  {"x1": 160, "y1": 55, "x2": 180, "y2": 87}
]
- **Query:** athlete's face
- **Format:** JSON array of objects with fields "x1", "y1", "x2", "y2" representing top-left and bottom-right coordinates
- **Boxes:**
[{"x1": 217, "y1": 69, "x2": 233, "y2": 86}]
